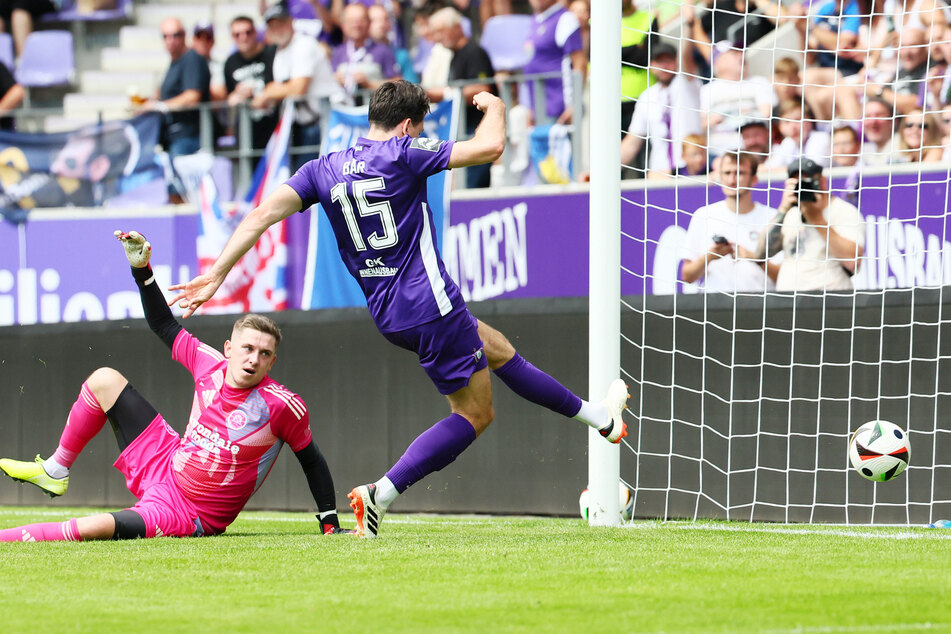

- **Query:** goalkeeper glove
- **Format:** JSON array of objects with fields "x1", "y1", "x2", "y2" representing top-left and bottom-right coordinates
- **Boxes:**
[{"x1": 114, "y1": 230, "x2": 152, "y2": 268}]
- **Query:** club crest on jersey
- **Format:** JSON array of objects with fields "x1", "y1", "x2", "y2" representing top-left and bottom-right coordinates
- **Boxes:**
[
  {"x1": 226, "y1": 410, "x2": 248, "y2": 431},
  {"x1": 411, "y1": 137, "x2": 442, "y2": 152}
]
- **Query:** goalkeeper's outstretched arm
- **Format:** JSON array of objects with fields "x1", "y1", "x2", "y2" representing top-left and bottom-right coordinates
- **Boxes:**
[{"x1": 115, "y1": 230, "x2": 182, "y2": 350}]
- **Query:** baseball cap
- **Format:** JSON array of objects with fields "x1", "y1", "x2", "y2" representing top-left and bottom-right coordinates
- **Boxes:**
[
  {"x1": 193, "y1": 20, "x2": 214, "y2": 37},
  {"x1": 263, "y1": 2, "x2": 291, "y2": 22},
  {"x1": 739, "y1": 117, "x2": 769, "y2": 131},
  {"x1": 650, "y1": 42, "x2": 678, "y2": 60},
  {"x1": 787, "y1": 157, "x2": 823, "y2": 179}
]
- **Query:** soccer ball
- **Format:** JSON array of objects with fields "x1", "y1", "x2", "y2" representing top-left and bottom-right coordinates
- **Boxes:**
[
  {"x1": 848, "y1": 420, "x2": 911, "y2": 482},
  {"x1": 579, "y1": 483, "x2": 634, "y2": 522}
]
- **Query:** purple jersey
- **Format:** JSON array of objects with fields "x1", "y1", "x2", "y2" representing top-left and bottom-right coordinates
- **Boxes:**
[
  {"x1": 286, "y1": 135, "x2": 465, "y2": 332},
  {"x1": 523, "y1": 4, "x2": 583, "y2": 120}
]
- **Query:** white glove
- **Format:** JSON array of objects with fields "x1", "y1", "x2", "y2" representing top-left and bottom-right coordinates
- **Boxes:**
[{"x1": 114, "y1": 230, "x2": 152, "y2": 268}]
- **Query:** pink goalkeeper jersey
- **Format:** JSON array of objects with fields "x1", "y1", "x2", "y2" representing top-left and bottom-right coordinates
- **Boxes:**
[{"x1": 169, "y1": 330, "x2": 312, "y2": 534}]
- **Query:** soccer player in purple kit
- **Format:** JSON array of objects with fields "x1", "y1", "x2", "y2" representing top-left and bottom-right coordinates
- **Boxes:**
[
  {"x1": 0, "y1": 231, "x2": 353, "y2": 541},
  {"x1": 169, "y1": 80, "x2": 630, "y2": 538}
]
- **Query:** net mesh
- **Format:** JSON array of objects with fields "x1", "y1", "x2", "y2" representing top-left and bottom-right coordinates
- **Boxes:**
[{"x1": 618, "y1": 2, "x2": 951, "y2": 524}]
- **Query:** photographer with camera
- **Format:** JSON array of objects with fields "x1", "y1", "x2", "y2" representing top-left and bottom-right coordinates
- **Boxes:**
[{"x1": 766, "y1": 158, "x2": 865, "y2": 291}]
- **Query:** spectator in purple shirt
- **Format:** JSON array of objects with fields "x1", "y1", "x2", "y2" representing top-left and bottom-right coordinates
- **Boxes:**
[
  {"x1": 523, "y1": 0, "x2": 587, "y2": 124},
  {"x1": 331, "y1": 2, "x2": 402, "y2": 105},
  {"x1": 169, "y1": 80, "x2": 631, "y2": 539}
]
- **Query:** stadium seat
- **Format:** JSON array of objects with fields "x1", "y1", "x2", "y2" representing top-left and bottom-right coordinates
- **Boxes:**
[
  {"x1": 480, "y1": 14, "x2": 532, "y2": 72},
  {"x1": 16, "y1": 31, "x2": 74, "y2": 88},
  {"x1": 0, "y1": 33, "x2": 12, "y2": 72},
  {"x1": 44, "y1": 0, "x2": 132, "y2": 22}
]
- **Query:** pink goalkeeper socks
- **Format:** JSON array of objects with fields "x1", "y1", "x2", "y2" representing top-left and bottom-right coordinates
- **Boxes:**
[
  {"x1": 0, "y1": 519, "x2": 82, "y2": 542},
  {"x1": 50, "y1": 382, "x2": 106, "y2": 469}
]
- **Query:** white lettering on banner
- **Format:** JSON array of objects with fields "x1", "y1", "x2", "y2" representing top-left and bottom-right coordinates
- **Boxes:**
[
  {"x1": 853, "y1": 216, "x2": 951, "y2": 290},
  {"x1": 0, "y1": 264, "x2": 192, "y2": 326},
  {"x1": 445, "y1": 203, "x2": 528, "y2": 301}
]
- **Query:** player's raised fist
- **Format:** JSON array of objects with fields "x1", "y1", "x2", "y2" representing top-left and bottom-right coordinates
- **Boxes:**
[
  {"x1": 471, "y1": 91, "x2": 503, "y2": 112},
  {"x1": 114, "y1": 230, "x2": 152, "y2": 268}
]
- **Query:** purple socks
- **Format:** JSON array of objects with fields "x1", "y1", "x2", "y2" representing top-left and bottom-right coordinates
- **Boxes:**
[
  {"x1": 386, "y1": 413, "x2": 477, "y2": 493},
  {"x1": 493, "y1": 352, "x2": 582, "y2": 417}
]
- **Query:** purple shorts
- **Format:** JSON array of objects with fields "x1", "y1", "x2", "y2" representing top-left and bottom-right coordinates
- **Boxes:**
[
  {"x1": 113, "y1": 416, "x2": 207, "y2": 538},
  {"x1": 382, "y1": 308, "x2": 487, "y2": 395}
]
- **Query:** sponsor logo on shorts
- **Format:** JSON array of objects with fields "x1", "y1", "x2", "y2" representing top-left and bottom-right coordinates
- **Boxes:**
[
  {"x1": 473, "y1": 348, "x2": 483, "y2": 361},
  {"x1": 226, "y1": 410, "x2": 248, "y2": 431},
  {"x1": 359, "y1": 257, "x2": 399, "y2": 278}
]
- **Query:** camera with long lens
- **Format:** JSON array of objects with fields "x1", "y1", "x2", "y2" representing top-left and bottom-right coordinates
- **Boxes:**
[{"x1": 787, "y1": 158, "x2": 823, "y2": 204}]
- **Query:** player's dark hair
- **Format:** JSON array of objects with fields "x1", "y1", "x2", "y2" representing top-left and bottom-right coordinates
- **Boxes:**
[
  {"x1": 233, "y1": 314, "x2": 282, "y2": 348},
  {"x1": 368, "y1": 80, "x2": 430, "y2": 130}
]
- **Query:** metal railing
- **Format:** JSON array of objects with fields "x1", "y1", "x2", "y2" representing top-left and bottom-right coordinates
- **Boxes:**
[{"x1": 9, "y1": 70, "x2": 588, "y2": 197}]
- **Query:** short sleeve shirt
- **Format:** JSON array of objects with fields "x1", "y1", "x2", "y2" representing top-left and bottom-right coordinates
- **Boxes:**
[
  {"x1": 160, "y1": 49, "x2": 211, "y2": 137},
  {"x1": 448, "y1": 39, "x2": 495, "y2": 132},
  {"x1": 777, "y1": 196, "x2": 866, "y2": 291},
  {"x1": 683, "y1": 200, "x2": 780, "y2": 292},
  {"x1": 523, "y1": 4, "x2": 583, "y2": 119},
  {"x1": 286, "y1": 135, "x2": 464, "y2": 332}
]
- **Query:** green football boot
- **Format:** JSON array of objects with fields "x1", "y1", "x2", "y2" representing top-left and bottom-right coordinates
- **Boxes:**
[{"x1": 0, "y1": 455, "x2": 68, "y2": 498}]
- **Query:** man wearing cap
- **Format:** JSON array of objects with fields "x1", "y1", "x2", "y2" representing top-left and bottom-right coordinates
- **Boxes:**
[
  {"x1": 253, "y1": 3, "x2": 340, "y2": 170},
  {"x1": 766, "y1": 158, "x2": 865, "y2": 291},
  {"x1": 621, "y1": 40, "x2": 701, "y2": 177},
  {"x1": 191, "y1": 21, "x2": 226, "y2": 103}
]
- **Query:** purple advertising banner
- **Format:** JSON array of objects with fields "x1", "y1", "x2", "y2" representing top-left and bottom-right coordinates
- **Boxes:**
[
  {"x1": 0, "y1": 211, "x2": 198, "y2": 326},
  {"x1": 445, "y1": 168, "x2": 951, "y2": 299},
  {"x1": 3, "y1": 167, "x2": 950, "y2": 325}
]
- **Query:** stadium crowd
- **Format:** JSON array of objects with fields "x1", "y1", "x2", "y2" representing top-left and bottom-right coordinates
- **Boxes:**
[{"x1": 4, "y1": 0, "x2": 949, "y2": 192}]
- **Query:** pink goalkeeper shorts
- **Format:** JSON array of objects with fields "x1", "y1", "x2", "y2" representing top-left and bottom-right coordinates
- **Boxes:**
[{"x1": 113, "y1": 416, "x2": 207, "y2": 538}]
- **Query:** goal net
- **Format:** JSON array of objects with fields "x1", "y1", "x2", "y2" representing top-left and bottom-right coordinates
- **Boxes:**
[{"x1": 598, "y1": 0, "x2": 951, "y2": 525}]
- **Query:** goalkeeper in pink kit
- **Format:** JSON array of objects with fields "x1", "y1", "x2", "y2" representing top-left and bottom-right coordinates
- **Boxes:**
[{"x1": 0, "y1": 232, "x2": 352, "y2": 541}]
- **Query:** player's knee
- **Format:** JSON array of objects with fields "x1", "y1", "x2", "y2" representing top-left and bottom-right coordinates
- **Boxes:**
[
  {"x1": 85, "y1": 368, "x2": 128, "y2": 406},
  {"x1": 469, "y1": 404, "x2": 495, "y2": 435}
]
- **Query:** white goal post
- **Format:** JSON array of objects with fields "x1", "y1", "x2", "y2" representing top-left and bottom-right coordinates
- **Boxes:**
[{"x1": 588, "y1": 0, "x2": 623, "y2": 527}]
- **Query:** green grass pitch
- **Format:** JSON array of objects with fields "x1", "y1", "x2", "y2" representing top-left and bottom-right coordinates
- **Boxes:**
[{"x1": 1, "y1": 507, "x2": 950, "y2": 633}]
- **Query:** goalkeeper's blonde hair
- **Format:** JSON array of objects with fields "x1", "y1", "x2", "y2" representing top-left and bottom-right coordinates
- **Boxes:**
[{"x1": 233, "y1": 314, "x2": 282, "y2": 348}]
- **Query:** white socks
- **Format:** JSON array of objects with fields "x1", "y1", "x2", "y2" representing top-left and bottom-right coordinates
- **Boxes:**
[
  {"x1": 373, "y1": 476, "x2": 399, "y2": 510},
  {"x1": 573, "y1": 399, "x2": 611, "y2": 431},
  {"x1": 42, "y1": 457, "x2": 69, "y2": 479}
]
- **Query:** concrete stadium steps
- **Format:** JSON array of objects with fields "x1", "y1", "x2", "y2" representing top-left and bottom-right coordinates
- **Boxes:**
[
  {"x1": 119, "y1": 25, "x2": 166, "y2": 52},
  {"x1": 80, "y1": 70, "x2": 160, "y2": 97},
  {"x1": 63, "y1": 92, "x2": 134, "y2": 120},
  {"x1": 135, "y1": 4, "x2": 213, "y2": 31},
  {"x1": 212, "y1": 3, "x2": 260, "y2": 30},
  {"x1": 100, "y1": 47, "x2": 170, "y2": 73}
]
